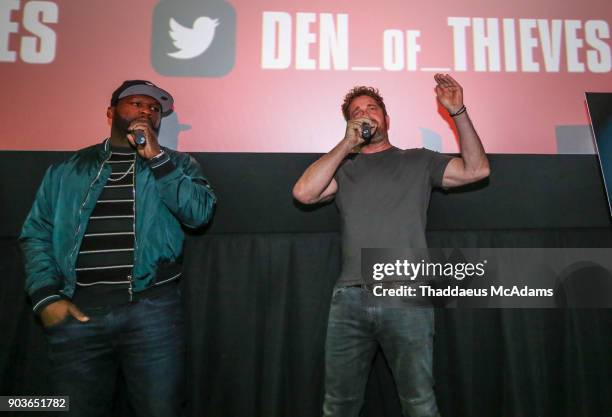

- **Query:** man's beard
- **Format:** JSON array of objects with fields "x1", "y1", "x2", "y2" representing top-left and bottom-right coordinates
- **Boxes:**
[{"x1": 369, "y1": 123, "x2": 387, "y2": 144}]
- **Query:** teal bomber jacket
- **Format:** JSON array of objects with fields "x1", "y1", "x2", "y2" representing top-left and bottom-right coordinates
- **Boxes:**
[{"x1": 19, "y1": 139, "x2": 216, "y2": 312}]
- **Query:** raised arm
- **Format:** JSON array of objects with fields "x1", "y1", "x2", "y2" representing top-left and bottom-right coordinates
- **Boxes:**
[{"x1": 434, "y1": 74, "x2": 490, "y2": 188}]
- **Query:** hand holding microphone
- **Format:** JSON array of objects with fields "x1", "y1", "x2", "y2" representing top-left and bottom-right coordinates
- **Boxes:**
[
  {"x1": 126, "y1": 119, "x2": 162, "y2": 159},
  {"x1": 344, "y1": 117, "x2": 376, "y2": 148},
  {"x1": 132, "y1": 130, "x2": 147, "y2": 146},
  {"x1": 127, "y1": 128, "x2": 148, "y2": 146},
  {"x1": 360, "y1": 122, "x2": 373, "y2": 144}
]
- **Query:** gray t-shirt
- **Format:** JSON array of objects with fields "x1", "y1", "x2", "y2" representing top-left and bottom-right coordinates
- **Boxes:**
[{"x1": 334, "y1": 146, "x2": 452, "y2": 285}]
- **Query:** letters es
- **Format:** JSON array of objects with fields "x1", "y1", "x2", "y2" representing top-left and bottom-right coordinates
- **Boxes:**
[{"x1": 0, "y1": 0, "x2": 58, "y2": 64}]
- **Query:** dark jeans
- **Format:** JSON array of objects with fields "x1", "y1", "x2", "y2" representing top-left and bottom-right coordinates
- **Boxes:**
[
  {"x1": 323, "y1": 286, "x2": 440, "y2": 417},
  {"x1": 44, "y1": 288, "x2": 185, "y2": 417}
]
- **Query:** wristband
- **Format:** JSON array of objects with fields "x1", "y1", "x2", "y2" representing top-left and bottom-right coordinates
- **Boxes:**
[
  {"x1": 450, "y1": 105, "x2": 466, "y2": 117},
  {"x1": 151, "y1": 149, "x2": 166, "y2": 160}
]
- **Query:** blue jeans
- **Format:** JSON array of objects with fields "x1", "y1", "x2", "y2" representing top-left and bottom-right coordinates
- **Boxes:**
[
  {"x1": 44, "y1": 288, "x2": 185, "y2": 417},
  {"x1": 323, "y1": 286, "x2": 440, "y2": 417}
]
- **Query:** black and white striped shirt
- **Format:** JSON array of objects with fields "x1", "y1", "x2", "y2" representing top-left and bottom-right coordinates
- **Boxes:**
[{"x1": 73, "y1": 147, "x2": 136, "y2": 305}]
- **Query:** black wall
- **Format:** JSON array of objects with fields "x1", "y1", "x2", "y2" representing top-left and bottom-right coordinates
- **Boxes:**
[{"x1": 2, "y1": 152, "x2": 610, "y2": 236}]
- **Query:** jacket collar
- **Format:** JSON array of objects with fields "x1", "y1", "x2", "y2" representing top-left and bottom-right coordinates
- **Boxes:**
[
  {"x1": 100, "y1": 138, "x2": 111, "y2": 159},
  {"x1": 99, "y1": 138, "x2": 144, "y2": 170}
]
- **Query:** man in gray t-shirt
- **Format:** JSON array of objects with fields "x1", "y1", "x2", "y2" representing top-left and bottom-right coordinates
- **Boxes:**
[
  {"x1": 335, "y1": 147, "x2": 451, "y2": 287},
  {"x1": 293, "y1": 74, "x2": 489, "y2": 417}
]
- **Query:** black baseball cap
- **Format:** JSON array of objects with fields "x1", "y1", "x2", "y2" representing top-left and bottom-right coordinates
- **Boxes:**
[{"x1": 110, "y1": 80, "x2": 174, "y2": 116}]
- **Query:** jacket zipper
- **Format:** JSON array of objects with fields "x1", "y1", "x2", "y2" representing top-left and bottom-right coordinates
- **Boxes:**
[
  {"x1": 129, "y1": 156, "x2": 138, "y2": 302},
  {"x1": 127, "y1": 274, "x2": 133, "y2": 301},
  {"x1": 70, "y1": 150, "x2": 112, "y2": 270}
]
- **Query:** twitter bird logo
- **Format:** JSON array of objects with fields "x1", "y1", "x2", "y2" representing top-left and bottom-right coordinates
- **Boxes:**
[
  {"x1": 152, "y1": 0, "x2": 236, "y2": 77},
  {"x1": 167, "y1": 17, "x2": 219, "y2": 59}
]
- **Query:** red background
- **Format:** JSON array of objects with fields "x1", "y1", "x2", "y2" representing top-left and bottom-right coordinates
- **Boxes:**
[{"x1": 1, "y1": 0, "x2": 610, "y2": 153}]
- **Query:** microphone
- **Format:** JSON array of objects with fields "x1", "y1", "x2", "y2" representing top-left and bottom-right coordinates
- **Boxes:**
[
  {"x1": 132, "y1": 130, "x2": 146, "y2": 146},
  {"x1": 361, "y1": 122, "x2": 373, "y2": 144}
]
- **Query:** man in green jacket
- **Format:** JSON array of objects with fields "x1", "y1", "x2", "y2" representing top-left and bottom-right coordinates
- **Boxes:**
[{"x1": 19, "y1": 80, "x2": 216, "y2": 417}]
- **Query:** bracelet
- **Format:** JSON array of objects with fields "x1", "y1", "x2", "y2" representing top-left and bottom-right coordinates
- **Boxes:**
[{"x1": 450, "y1": 105, "x2": 466, "y2": 117}]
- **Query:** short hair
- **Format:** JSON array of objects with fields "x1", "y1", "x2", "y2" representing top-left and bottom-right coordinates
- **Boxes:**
[{"x1": 341, "y1": 86, "x2": 388, "y2": 121}]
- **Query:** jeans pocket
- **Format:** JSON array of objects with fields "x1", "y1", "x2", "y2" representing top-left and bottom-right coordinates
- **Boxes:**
[
  {"x1": 141, "y1": 288, "x2": 181, "y2": 310},
  {"x1": 331, "y1": 286, "x2": 352, "y2": 301}
]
